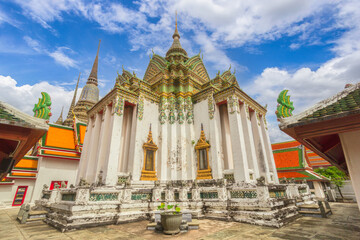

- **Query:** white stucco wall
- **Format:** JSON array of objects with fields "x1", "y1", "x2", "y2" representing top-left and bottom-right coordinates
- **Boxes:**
[
  {"x1": 313, "y1": 181, "x2": 326, "y2": 199},
  {"x1": 130, "y1": 99, "x2": 159, "y2": 181},
  {"x1": 31, "y1": 157, "x2": 79, "y2": 203},
  {"x1": 339, "y1": 130, "x2": 360, "y2": 209},
  {"x1": 0, "y1": 179, "x2": 35, "y2": 207}
]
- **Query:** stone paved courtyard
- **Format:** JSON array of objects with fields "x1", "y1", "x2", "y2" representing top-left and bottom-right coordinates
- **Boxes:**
[{"x1": 0, "y1": 203, "x2": 359, "y2": 240}]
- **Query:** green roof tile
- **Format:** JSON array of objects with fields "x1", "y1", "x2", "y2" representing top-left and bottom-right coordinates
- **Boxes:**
[
  {"x1": 0, "y1": 107, "x2": 27, "y2": 124},
  {"x1": 301, "y1": 88, "x2": 360, "y2": 121}
]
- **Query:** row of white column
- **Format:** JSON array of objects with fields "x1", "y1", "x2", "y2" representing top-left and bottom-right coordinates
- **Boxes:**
[
  {"x1": 77, "y1": 102, "x2": 126, "y2": 186},
  {"x1": 223, "y1": 96, "x2": 278, "y2": 184}
]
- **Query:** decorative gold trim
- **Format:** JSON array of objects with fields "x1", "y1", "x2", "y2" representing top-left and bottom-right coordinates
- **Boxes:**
[
  {"x1": 214, "y1": 85, "x2": 267, "y2": 115},
  {"x1": 140, "y1": 126, "x2": 158, "y2": 181},
  {"x1": 195, "y1": 125, "x2": 212, "y2": 179}
]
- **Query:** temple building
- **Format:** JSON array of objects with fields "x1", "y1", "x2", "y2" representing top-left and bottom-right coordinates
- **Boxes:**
[
  {"x1": 77, "y1": 19, "x2": 278, "y2": 186},
  {"x1": 63, "y1": 40, "x2": 101, "y2": 126},
  {"x1": 277, "y1": 83, "x2": 360, "y2": 209},
  {"x1": 0, "y1": 40, "x2": 101, "y2": 207},
  {"x1": 37, "y1": 18, "x2": 315, "y2": 231},
  {"x1": 0, "y1": 101, "x2": 49, "y2": 207},
  {"x1": 272, "y1": 141, "x2": 329, "y2": 199}
]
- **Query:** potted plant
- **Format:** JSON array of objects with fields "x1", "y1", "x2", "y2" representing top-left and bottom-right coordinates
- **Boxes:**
[{"x1": 157, "y1": 202, "x2": 182, "y2": 235}]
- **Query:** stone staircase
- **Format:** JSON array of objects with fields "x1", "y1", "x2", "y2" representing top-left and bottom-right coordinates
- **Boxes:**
[
  {"x1": 17, "y1": 204, "x2": 47, "y2": 224},
  {"x1": 298, "y1": 201, "x2": 332, "y2": 218}
]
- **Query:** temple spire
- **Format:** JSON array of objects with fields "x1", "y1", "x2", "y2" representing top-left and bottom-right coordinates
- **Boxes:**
[
  {"x1": 166, "y1": 11, "x2": 187, "y2": 58},
  {"x1": 173, "y1": 10, "x2": 180, "y2": 39},
  {"x1": 55, "y1": 106, "x2": 64, "y2": 125},
  {"x1": 87, "y1": 39, "x2": 101, "y2": 86},
  {"x1": 63, "y1": 73, "x2": 80, "y2": 126}
]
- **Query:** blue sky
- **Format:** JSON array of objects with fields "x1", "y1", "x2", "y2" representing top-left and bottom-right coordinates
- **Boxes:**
[{"x1": 1, "y1": 0, "x2": 360, "y2": 142}]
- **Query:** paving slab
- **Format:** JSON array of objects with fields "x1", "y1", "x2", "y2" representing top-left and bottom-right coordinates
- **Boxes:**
[{"x1": 0, "y1": 203, "x2": 359, "y2": 240}]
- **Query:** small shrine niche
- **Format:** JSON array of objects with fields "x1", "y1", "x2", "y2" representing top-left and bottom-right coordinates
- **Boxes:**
[
  {"x1": 140, "y1": 125, "x2": 158, "y2": 180},
  {"x1": 195, "y1": 124, "x2": 212, "y2": 179}
]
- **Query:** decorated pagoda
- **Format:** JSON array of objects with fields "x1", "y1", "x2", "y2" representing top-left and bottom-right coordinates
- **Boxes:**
[{"x1": 37, "y1": 16, "x2": 314, "y2": 231}]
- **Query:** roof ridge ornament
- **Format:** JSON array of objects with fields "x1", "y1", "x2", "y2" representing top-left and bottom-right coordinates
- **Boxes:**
[{"x1": 276, "y1": 89, "x2": 294, "y2": 121}]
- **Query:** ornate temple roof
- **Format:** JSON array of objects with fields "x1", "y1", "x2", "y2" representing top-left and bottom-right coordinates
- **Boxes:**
[
  {"x1": 0, "y1": 101, "x2": 49, "y2": 180},
  {"x1": 0, "y1": 101, "x2": 49, "y2": 130},
  {"x1": 55, "y1": 106, "x2": 64, "y2": 125},
  {"x1": 272, "y1": 141, "x2": 329, "y2": 182},
  {"x1": 166, "y1": 13, "x2": 188, "y2": 59},
  {"x1": 78, "y1": 40, "x2": 101, "y2": 103},
  {"x1": 280, "y1": 82, "x2": 360, "y2": 129},
  {"x1": 63, "y1": 73, "x2": 80, "y2": 126},
  {"x1": 87, "y1": 40, "x2": 101, "y2": 86},
  {"x1": 67, "y1": 41, "x2": 101, "y2": 124},
  {"x1": 305, "y1": 147, "x2": 332, "y2": 168}
]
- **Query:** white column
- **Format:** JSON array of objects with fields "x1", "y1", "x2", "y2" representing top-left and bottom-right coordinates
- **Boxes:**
[
  {"x1": 91, "y1": 109, "x2": 106, "y2": 181},
  {"x1": 208, "y1": 104, "x2": 223, "y2": 179},
  {"x1": 186, "y1": 122, "x2": 196, "y2": 180},
  {"x1": 239, "y1": 103, "x2": 259, "y2": 181},
  {"x1": 159, "y1": 123, "x2": 168, "y2": 180},
  {"x1": 219, "y1": 105, "x2": 233, "y2": 170},
  {"x1": 96, "y1": 105, "x2": 112, "y2": 173},
  {"x1": 314, "y1": 181, "x2": 326, "y2": 199},
  {"x1": 227, "y1": 97, "x2": 250, "y2": 182},
  {"x1": 84, "y1": 112, "x2": 102, "y2": 183},
  {"x1": 126, "y1": 105, "x2": 138, "y2": 174},
  {"x1": 169, "y1": 122, "x2": 177, "y2": 180},
  {"x1": 103, "y1": 105, "x2": 124, "y2": 186},
  {"x1": 260, "y1": 114, "x2": 278, "y2": 183},
  {"x1": 250, "y1": 110, "x2": 271, "y2": 183},
  {"x1": 76, "y1": 117, "x2": 94, "y2": 183},
  {"x1": 119, "y1": 107, "x2": 133, "y2": 172},
  {"x1": 129, "y1": 106, "x2": 143, "y2": 181},
  {"x1": 178, "y1": 121, "x2": 187, "y2": 180},
  {"x1": 339, "y1": 130, "x2": 360, "y2": 210}
]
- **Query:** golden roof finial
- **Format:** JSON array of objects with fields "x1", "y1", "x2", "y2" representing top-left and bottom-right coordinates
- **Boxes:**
[
  {"x1": 173, "y1": 10, "x2": 180, "y2": 39},
  {"x1": 175, "y1": 10, "x2": 178, "y2": 29}
]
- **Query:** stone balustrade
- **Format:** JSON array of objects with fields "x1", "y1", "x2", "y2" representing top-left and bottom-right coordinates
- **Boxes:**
[{"x1": 37, "y1": 179, "x2": 315, "y2": 231}]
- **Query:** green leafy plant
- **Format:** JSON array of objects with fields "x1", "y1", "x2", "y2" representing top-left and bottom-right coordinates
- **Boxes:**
[
  {"x1": 158, "y1": 202, "x2": 165, "y2": 210},
  {"x1": 314, "y1": 166, "x2": 347, "y2": 199},
  {"x1": 157, "y1": 203, "x2": 181, "y2": 214},
  {"x1": 191, "y1": 140, "x2": 195, "y2": 145}
]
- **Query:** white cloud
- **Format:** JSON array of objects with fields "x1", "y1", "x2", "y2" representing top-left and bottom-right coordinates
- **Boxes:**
[
  {"x1": 331, "y1": 0, "x2": 360, "y2": 56},
  {"x1": 23, "y1": 36, "x2": 43, "y2": 52},
  {"x1": 0, "y1": 8, "x2": 20, "y2": 27},
  {"x1": 245, "y1": 50, "x2": 360, "y2": 142},
  {"x1": 11, "y1": 0, "x2": 360, "y2": 143},
  {"x1": 13, "y1": 0, "x2": 335, "y2": 73},
  {"x1": 289, "y1": 43, "x2": 301, "y2": 50},
  {"x1": 48, "y1": 47, "x2": 78, "y2": 68},
  {"x1": 14, "y1": 0, "x2": 82, "y2": 29},
  {"x1": 0, "y1": 75, "x2": 79, "y2": 124},
  {"x1": 23, "y1": 36, "x2": 78, "y2": 68},
  {"x1": 193, "y1": 32, "x2": 234, "y2": 71}
]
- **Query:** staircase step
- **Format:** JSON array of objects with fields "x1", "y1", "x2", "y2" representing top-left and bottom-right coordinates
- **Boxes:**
[
  {"x1": 29, "y1": 210, "x2": 47, "y2": 216},
  {"x1": 298, "y1": 207, "x2": 319, "y2": 212},
  {"x1": 27, "y1": 217, "x2": 45, "y2": 222},
  {"x1": 300, "y1": 204, "x2": 319, "y2": 209},
  {"x1": 299, "y1": 209, "x2": 331, "y2": 218}
]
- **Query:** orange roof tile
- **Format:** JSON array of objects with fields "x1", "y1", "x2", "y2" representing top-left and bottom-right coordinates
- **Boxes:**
[
  {"x1": 273, "y1": 149, "x2": 302, "y2": 169},
  {"x1": 271, "y1": 140, "x2": 300, "y2": 150},
  {"x1": 44, "y1": 125, "x2": 76, "y2": 150},
  {"x1": 14, "y1": 157, "x2": 38, "y2": 170}
]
